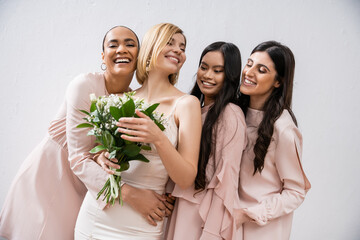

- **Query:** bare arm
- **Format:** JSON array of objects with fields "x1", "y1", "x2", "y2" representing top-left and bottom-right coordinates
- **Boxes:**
[{"x1": 117, "y1": 95, "x2": 202, "y2": 189}]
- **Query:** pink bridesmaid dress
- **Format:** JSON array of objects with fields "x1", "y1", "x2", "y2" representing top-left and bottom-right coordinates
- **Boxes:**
[
  {"x1": 0, "y1": 72, "x2": 110, "y2": 240},
  {"x1": 239, "y1": 108, "x2": 311, "y2": 240},
  {"x1": 165, "y1": 103, "x2": 247, "y2": 240}
]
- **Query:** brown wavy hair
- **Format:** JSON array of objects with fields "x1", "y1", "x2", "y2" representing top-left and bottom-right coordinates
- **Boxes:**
[{"x1": 239, "y1": 41, "x2": 297, "y2": 174}]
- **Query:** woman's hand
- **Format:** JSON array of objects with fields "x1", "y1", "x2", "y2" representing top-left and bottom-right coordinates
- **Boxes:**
[
  {"x1": 163, "y1": 193, "x2": 176, "y2": 217},
  {"x1": 95, "y1": 151, "x2": 120, "y2": 174},
  {"x1": 234, "y1": 208, "x2": 252, "y2": 229},
  {"x1": 122, "y1": 184, "x2": 168, "y2": 226},
  {"x1": 116, "y1": 110, "x2": 164, "y2": 145}
]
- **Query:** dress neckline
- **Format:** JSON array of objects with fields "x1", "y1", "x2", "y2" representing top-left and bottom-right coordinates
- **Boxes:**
[{"x1": 246, "y1": 108, "x2": 264, "y2": 128}]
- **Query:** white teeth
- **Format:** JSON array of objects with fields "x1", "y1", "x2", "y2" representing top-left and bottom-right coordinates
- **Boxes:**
[
  {"x1": 244, "y1": 79, "x2": 256, "y2": 85},
  {"x1": 202, "y1": 81, "x2": 214, "y2": 86},
  {"x1": 168, "y1": 57, "x2": 179, "y2": 63},
  {"x1": 115, "y1": 58, "x2": 130, "y2": 63}
]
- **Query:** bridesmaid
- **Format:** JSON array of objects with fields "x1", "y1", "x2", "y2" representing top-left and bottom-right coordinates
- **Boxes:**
[
  {"x1": 235, "y1": 41, "x2": 311, "y2": 240},
  {"x1": 166, "y1": 41, "x2": 246, "y2": 239},
  {"x1": 0, "y1": 26, "x2": 168, "y2": 240}
]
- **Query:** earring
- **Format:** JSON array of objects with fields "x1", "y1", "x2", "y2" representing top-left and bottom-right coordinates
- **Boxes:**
[
  {"x1": 200, "y1": 93, "x2": 204, "y2": 107},
  {"x1": 101, "y1": 63, "x2": 107, "y2": 71},
  {"x1": 145, "y1": 59, "x2": 150, "y2": 72}
]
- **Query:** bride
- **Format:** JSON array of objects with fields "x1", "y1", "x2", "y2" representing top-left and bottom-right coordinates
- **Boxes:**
[{"x1": 74, "y1": 23, "x2": 202, "y2": 239}]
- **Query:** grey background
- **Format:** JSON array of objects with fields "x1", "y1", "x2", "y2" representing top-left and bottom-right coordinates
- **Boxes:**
[{"x1": 0, "y1": 0, "x2": 359, "y2": 239}]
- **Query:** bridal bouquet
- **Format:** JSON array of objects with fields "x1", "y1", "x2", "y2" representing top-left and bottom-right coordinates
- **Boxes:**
[{"x1": 77, "y1": 92, "x2": 166, "y2": 205}]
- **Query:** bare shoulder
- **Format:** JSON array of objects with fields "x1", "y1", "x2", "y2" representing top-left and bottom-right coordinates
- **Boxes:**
[
  {"x1": 174, "y1": 95, "x2": 201, "y2": 123},
  {"x1": 176, "y1": 95, "x2": 200, "y2": 109}
]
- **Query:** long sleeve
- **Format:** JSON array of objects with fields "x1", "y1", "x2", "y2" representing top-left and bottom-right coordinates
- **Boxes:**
[
  {"x1": 243, "y1": 125, "x2": 311, "y2": 226},
  {"x1": 199, "y1": 104, "x2": 247, "y2": 239},
  {"x1": 65, "y1": 73, "x2": 109, "y2": 209}
]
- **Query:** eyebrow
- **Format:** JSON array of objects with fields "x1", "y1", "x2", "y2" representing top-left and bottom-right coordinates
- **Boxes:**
[
  {"x1": 170, "y1": 37, "x2": 186, "y2": 47},
  {"x1": 213, "y1": 65, "x2": 224, "y2": 68},
  {"x1": 248, "y1": 58, "x2": 271, "y2": 72},
  {"x1": 259, "y1": 64, "x2": 270, "y2": 72},
  {"x1": 124, "y1": 38, "x2": 136, "y2": 43},
  {"x1": 107, "y1": 38, "x2": 136, "y2": 44},
  {"x1": 201, "y1": 61, "x2": 224, "y2": 68}
]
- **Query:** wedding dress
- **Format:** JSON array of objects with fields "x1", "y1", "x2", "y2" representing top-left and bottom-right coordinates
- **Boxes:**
[{"x1": 74, "y1": 95, "x2": 187, "y2": 240}]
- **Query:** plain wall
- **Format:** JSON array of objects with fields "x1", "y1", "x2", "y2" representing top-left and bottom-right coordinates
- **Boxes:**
[{"x1": 0, "y1": 0, "x2": 359, "y2": 239}]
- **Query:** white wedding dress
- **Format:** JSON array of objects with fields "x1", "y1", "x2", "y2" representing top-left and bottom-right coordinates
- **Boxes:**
[{"x1": 74, "y1": 96, "x2": 185, "y2": 240}]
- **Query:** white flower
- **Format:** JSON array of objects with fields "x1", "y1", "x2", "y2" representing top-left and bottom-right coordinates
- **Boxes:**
[{"x1": 90, "y1": 93, "x2": 97, "y2": 102}]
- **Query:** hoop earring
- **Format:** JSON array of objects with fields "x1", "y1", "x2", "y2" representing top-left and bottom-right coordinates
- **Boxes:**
[{"x1": 101, "y1": 63, "x2": 107, "y2": 71}]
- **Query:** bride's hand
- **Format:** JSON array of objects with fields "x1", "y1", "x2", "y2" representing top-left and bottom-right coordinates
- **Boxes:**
[
  {"x1": 116, "y1": 110, "x2": 164, "y2": 145},
  {"x1": 95, "y1": 151, "x2": 120, "y2": 174},
  {"x1": 122, "y1": 184, "x2": 167, "y2": 226}
]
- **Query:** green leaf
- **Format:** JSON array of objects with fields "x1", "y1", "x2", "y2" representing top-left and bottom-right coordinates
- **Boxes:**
[
  {"x1": 79, "y1": 109, "x2": 91, "y2": 116},
  {"x1": 145, "y1": 103, "x2": 160, "y2": 115},
  {"x1": 140, "y1": 145, "x2": 151, "y2": 151},
  {"x1": 123, "y1": 144, "x2": 141, "y2": 157},
  {"x1": 89, "y1": 145, "x2": 106, "y2": 153},
  {"x1": 127, "y1": 153, "x2": 150, "y2": 162},
  {"x1": 155, "y1": 121, "x2": 165, "y2": 131},
  {"x1": 76, "y1": 123, "x2": 94, "y2": 128},
  {"x1": 110, "y1": 106, "x2": 122, "y2": 121},
  {"x1": 124, "y1": 139, "x2": 133, "y2": 145},
  {"x1": 117, "y1": 162, "x2": 130, "y2": 172},
  {"x1": 108, "y1": 150, "x2": 117, "y2": 159},
  {"x1": 102, "y1": 130, "x2": 115, "y2": 149},
  {"x1": 90, "y1": 101, "x2": 97, "y2": 112},
  {"x1": 120, "y1": 98, "x2": 135, "y2": 117}
]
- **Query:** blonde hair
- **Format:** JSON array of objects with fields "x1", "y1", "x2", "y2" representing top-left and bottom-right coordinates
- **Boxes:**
[{"x1": 136, "y1": 23, "x2": 186, "y2": 85}]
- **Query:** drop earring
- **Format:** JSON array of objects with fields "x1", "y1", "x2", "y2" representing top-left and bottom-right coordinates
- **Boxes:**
[{"x1": 145, "y1": 59, "x2": 150, "y2": 72}]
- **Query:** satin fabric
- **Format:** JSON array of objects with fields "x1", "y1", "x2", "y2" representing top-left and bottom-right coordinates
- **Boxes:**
[
  {"x1": 74, "y1": 96, "x2": 187, "y2": 240},
  {"x1": 166, "y1": 103, "x2": 247, "y2": 240},
  {"x1": 0, "y1": 72, "x2": 111, "y2": 240},
  {"x1": 239, "y1": 108, "x2": 311, "y2": 240}
]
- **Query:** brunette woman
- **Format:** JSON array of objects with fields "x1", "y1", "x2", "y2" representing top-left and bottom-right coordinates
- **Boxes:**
[
  {"x1": 166, "y1": 41, "x2": 246, "y2": 240},
  {"x1": 235, "y1": 41, "x2": 311, "y2": 240}
]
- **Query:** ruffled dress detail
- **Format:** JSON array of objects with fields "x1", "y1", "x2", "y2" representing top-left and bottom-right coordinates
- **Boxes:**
[{"x1": 166, "y1": 103, "x2": 247, "y2": 240}]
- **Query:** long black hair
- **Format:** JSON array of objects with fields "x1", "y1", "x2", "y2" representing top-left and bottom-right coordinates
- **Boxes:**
[
  {"x1": 191, "y1": 41, "x2": 242, "y2": 190},
  {"x1": 239, "y1": 41, "x2": 297, "y2": 174}
]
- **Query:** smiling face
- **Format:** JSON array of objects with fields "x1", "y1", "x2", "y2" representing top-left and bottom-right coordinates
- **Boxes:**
[
  {"x1": 102, "y1": 26, "x2": 139, "y2": 79},
  {"x1": 154, "y1": 33, "x2": 186, "y2": 76},
  {"x1": 196, "y1": 51, "x2": 225, "y2": 106},
  {"x1": 240, "y1": 51, "x2": 280, "y2": 109}
]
